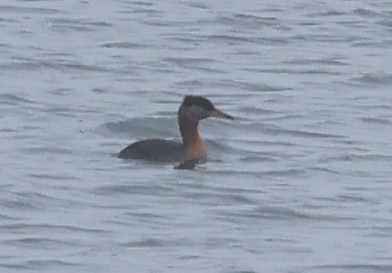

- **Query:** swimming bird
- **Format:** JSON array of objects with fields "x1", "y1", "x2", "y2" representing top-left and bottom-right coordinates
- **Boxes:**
[{"x1": 118, "y1": 95, "x2": 233, "y2": 163}]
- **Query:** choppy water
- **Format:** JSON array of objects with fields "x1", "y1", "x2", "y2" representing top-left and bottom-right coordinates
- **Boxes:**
[{"x1": 1, "y1": 0, "x2": 392, "y2": 272}]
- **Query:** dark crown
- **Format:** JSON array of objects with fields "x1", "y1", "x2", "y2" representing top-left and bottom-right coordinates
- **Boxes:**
[{"x1": 182, "y1": 96, "x2": 214, "y2": 111}]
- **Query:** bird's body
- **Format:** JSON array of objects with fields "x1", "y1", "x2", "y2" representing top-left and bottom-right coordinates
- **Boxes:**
[
  {"x1": 118, "y1": 95, "x2": 233, "y2": 163},
  {"x1": 118, "y1": 139, "x2": 183, "y2": 162}
]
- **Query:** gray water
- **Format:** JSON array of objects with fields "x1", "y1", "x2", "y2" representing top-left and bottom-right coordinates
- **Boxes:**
[{"x1": 1, "y1": 0, "x2": 392, "y2": 272}]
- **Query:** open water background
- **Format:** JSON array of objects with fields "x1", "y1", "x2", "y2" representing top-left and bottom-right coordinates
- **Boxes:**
[{"x1": 1, "y1": 0, "x2": 392, "y2": 272}]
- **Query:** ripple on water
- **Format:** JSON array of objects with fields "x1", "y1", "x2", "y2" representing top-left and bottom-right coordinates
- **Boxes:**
[
  {"x1": 350, "y1": 73, "x2": 392, "y2": 86},
  {"x1": 3, "y1": 57, "x2": 111, "y2": 73},
  {"x1": 102, "y1": 117, "x2": 179, "y2": 139},
  {"x1": 121, "y1": 237, "x2": 192, "y2": 248},
  {"x1": 285, "y1": 57, "x2": 349, "y2": 66},
  {"x1": 0, "y1": 223, "x2": 106, "y2": 235},
  {"x1": 0, "y1": 4, "x2": 63, "y2": 15},
  {"x1": 361, "y1": 117, "x2": 392, "y2": 126},
  {"x1": 92, "y1": 183, "x2": 176, "y2": 197},
  {"x1": 0, "y1": 213, "x2": 18, "y2": 221},
  {"x1": 353, "y1": 8, "x2": 379, "y2": 17},
  {"x1": 101, "y1": 41, "x2": 146, "y2": 49},
  {"x1": 0, "y1": 260, "x2": 82, "y2": 271},
  {"x1": 0, "y1": 93, "x2": 35, "y2": 105},
  {"x1": 212, "y1": 79, "x2": 291, "y2": 92},
  {"x1": 48, "y1": 18, "x2": 112, "y2": 32},
  {"x1": 215, "y1": 205, "x2": 312, "y2": 224},
  {"x1": 181, "y1": 190, "x2": 258, "y2": 207},
  {"x1": 22, "y1": 146, "x2": 74, "y2": 155},
  {"x1": 2, "y1": 237, "x2": 80, "y2": 249},
  {"x1": 264, "y1": 126, "x2": 347, "y2": 140},
  {"x1": 308, "y1": 264, "x2": 392, "y2": 273}
]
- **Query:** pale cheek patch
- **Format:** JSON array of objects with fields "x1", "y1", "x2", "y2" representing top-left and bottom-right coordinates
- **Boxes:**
[{"x1": 187, "y1": 105, "x2": 207, "y2": 121}]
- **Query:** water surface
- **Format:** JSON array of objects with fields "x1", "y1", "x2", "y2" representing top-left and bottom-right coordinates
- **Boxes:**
[{"x1": 1, "y1": 0, "x2": 392, "y2": 272}]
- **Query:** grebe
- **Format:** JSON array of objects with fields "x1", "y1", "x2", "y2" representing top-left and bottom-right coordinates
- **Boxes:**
[{"x1": 118, "y1": 95, "x2": 233, "y2": 162}]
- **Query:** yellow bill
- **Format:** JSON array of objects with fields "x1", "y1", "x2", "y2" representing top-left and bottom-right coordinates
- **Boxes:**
[{"x1": 210, "y1": 109, "x2": 234, "y2": 120}]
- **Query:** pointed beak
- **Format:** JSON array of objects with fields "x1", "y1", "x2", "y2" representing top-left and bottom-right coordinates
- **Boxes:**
[{"x1": 210, "y1": 109, "x2": 234, "y2": 120}]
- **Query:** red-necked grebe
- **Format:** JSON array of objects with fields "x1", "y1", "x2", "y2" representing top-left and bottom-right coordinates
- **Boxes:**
[{"x1": 118, "y1": 95, "x2": 233, "y2": 162}]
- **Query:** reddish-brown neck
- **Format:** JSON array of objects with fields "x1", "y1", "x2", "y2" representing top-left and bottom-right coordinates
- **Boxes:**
[{"x1": 178, "y1": 115, "x2": 206, "y2": 160}]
